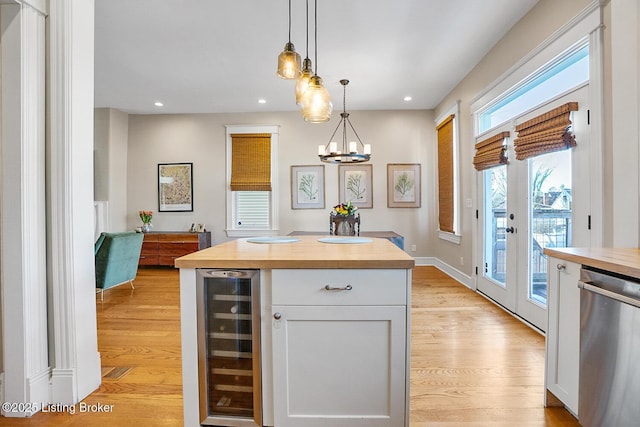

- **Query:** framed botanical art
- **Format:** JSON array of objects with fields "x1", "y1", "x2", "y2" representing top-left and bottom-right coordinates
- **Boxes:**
[
  {"x1": 387, "y1": 163, "x2": 421, "y2": 208},
  {"x1": 338, "y1": 164, "x2": 373, "y2": 208},
  {"x1": 291, "y1": 165, "x2": 325, "y2": 209},
  {"x1": 158, "y1": 162, "x2": 194, "y2": 212}
]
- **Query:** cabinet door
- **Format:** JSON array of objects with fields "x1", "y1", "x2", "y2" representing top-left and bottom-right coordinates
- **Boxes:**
[
  {"x1": 272, "y1": 305, "x2": 406, "y2": 427},
  {"x1": 545, "y1": 257, "x2": 580, "y2": 415}
]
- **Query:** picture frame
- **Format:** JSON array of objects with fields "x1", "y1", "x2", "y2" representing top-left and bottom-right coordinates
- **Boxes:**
[
  {"x1": 339, "y1": 164, "x2": 373, "y2": 208},
  {"x1": 158, "y1": 162, "x2": 194, "y2": 212},
  {"x1": 291, "y1": 165, "x2": 325, "y2": 209},
  {"x1": 387, "y1": 163, "x2": 421, "y2": 208}
]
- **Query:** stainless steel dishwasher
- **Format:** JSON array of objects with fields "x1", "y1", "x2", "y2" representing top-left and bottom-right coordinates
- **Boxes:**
[{"x1": 578, "y1": 267, "x2": 640, "y2": 427}]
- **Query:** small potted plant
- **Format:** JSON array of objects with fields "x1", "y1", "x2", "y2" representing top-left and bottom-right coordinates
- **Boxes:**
[
  {"x1": 139, "y1": 210, "x2": 153, "y2": 233},
  {"x1": 330, "y1": 201, "x2": 360, "y2": 235}
]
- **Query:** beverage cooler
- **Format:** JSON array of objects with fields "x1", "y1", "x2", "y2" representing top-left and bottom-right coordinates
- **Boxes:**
[{"x1": 196, "y1": 269, "x2": 262, "y2": 427}]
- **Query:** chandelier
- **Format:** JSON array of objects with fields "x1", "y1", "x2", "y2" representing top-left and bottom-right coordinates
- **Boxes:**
[{"x1": 318, "y1": 79, "x2": 371, "y2": 163}]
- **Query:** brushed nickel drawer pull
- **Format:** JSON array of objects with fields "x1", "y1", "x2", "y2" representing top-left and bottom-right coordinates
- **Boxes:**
[{"x1": 324, "y1": 284, "x2": 353, "y2": 291}]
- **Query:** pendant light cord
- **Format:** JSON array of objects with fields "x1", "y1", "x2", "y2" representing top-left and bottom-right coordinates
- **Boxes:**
[
  {"x1": 314, "y1": 0, "x2": 318, "y2": 75},
  {"x1": 305, "y1": 0, "x2": 309, "y2": 59},
  {"x1": 288, "y1": 0, "x2": 292, "y2": 42}
]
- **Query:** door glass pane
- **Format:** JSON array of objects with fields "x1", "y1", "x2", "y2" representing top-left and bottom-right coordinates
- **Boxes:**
[
  {"x1": 483, "y1": 165, "x2": 507, "y2": 286},
  {"x1": 529, "y1": 150, "x2": 572, "y2": 306}
]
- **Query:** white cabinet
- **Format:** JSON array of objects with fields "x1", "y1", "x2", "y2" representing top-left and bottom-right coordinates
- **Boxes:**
[
  {"x1": 270, "y1": 269, "x2": 410, "y2": 427},
  {"x1": 545, "y1": 257, "x2": 580, "y2": 416}
]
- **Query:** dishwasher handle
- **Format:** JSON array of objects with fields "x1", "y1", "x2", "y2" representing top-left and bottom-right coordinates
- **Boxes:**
[{"x1": 578, "y1": 280, "x2": 640, "y2": 309}]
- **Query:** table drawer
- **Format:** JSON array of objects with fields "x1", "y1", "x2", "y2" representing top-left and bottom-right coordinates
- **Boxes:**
[{"x1": 272, "y1": 269, "x2": 408, "y2": 306}]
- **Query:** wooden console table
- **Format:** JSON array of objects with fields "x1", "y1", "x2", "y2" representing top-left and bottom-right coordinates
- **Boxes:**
[
  {"x1": 289, "y1": 230, "x2": 404, "y2": 250},
  {"x1": 139, "y1": 231, "x2": 211, "y2": 267}
]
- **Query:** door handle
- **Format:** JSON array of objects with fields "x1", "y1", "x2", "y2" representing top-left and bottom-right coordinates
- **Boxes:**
[{"x1": 505, "y1": 226, "x2": 515, "y2": 233}]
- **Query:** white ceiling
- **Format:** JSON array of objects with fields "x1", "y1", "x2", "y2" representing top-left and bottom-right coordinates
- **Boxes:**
[{"x1": 94, "y1": 0, "x2": 539, "y2": 115}]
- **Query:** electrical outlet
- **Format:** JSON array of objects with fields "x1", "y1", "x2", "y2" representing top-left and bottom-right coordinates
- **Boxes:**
[{"x1": 411, "y1": 244, "x2": 417, "y2": 252}]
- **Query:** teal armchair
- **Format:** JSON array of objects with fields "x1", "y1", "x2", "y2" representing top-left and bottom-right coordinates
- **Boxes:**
[{"x1": 94, "y1": 232, "x2": 144, "y2": 300}]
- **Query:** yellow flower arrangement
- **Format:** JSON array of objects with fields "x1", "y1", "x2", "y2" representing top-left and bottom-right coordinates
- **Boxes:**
[{"x1": 333, "y1": 201, "x2": 358, "y2": 217}]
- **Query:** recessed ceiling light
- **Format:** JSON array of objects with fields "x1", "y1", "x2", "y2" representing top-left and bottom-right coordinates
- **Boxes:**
[
  {"x1": 403, "y1": 96, "x2": 412, "y2": 102},
  {"x1": 258, "y1": 99, "x2": 267, "y2": 104},
  {"x1": 154, "y1": 101, "x2": 164, "y2": 107}
]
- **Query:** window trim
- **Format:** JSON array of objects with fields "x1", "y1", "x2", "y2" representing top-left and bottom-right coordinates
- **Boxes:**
[
  {"x1": 225, "y1": 125, "x2": 279, "y2": 237},
  {"x1": 435, "y1": 101, "x2": 461, "y2": 244}
]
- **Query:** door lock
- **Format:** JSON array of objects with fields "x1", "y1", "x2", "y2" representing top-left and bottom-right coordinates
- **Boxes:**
[{"x1": 505, "y1": 226, "x2": 515, "y2": 233}]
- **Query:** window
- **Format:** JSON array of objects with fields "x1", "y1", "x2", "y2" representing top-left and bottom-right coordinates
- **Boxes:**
[
  {"x1": 478, "y1": 44, "x2": 588, "y2": 133},
  {"x1": 225, "y1": 125, "x2": 279, "y2": 237},
  {"x1": 436, "y1": 102, "x2": 461, "y2": 243}
]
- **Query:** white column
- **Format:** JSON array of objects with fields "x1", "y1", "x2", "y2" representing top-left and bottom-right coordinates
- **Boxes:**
[
  {"x1": 48, "y1": 0, "x2": 101, "y2": 404},
  {"x1": 0, "y1": 1, "x2": 49, "y2": 417},
  {"x1": 611, "y1": 0, "x2": 640, "y2": 246}
]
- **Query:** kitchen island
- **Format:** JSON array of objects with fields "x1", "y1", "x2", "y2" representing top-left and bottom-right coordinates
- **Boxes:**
[{"x1": 176, "y1": 235, "x2": 415, "y2": 427}]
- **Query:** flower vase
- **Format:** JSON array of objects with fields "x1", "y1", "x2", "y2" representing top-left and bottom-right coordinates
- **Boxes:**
[
  {"x1": 337, "y1": 219, "x2": 354, "y2": 236},
  {"x1": 142, "y1": 223, "x2": 152, "y2": 233}
]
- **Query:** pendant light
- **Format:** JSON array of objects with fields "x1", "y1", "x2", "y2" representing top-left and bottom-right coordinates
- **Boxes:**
[
  {"x1": 299, "y1": 0, "x2": 332, "y2": 122},
  {"x1": 276, "y1": 0, "x2": 301, "y2": 79},
  {"x1": 318, "y1": 79, "x2": 371, "y2": 163},
  {"x1": 295, "y1": 0, "x2": 313, "y2": 105}
]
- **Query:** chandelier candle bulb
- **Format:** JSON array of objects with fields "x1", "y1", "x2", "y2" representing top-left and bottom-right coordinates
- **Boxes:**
[
  {"x1": 364, "y1": 144, "x2": 371, "y2": 155},
  {"x1": 329, "y1": 142, "x2": 338, "y2": 153},
  {"x1": 318, "y1": 145, "x2": 326, "y2": 155},
  {"x1": 349, "y1": 141, "x2": 357, "y2": 153}
]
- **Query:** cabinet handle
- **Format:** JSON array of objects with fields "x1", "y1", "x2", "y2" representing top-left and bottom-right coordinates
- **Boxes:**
[
  {"x1": 324, "y1": 284, "x2": 353, "y2": 291},
  {"x1": 556, "y1": 264, "x2": 566, "y2": 271},
  {"x1": 273, "y1": 312, "x2": 282, "y2": 320}
]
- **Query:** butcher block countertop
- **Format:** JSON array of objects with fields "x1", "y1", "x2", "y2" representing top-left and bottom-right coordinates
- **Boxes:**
[
  {"x1": 544, "y1": 247, "x2": 640, "y2": 279},
  {"x1": 174, "y1": 235, "x2": 415, "y2": 269}
]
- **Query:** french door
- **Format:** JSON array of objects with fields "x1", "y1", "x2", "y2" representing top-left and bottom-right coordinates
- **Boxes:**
[{"x1": 476, "y1": 87, "x2": 590, "y2": 331}]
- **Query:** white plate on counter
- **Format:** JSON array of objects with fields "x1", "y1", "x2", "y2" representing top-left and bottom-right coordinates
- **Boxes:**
[
  {"x1": 246, "y1": 236, "x2": 301, "y2": 244},
  {"x1": 317, "y1": 237, "x2": 373, "y2": 244}
]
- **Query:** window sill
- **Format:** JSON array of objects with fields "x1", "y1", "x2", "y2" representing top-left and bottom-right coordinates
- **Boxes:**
[
  {"x1": 438, "y1": 230, "x2": 461, "y2": 245},
  {"x1": 225, "y1": 229, "x2": 280, "y2": 238}
]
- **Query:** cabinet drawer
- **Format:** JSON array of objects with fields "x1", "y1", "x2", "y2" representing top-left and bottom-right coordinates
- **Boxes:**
[
  {"x1": 159, "y1": 255, "x2": 183, "y2": 266},
  {"x1": 158, "y1": 242, "x2": 199, "y2": 255},
  {"x1": 158, "y1": 233, "x2": 198, "y2": 243},
  {"x1": 272, "y1": 269, "x2": 408, "y2": 306},
  {"x1": 139, "y1": 254, "x2": 159, "y2": 265}
]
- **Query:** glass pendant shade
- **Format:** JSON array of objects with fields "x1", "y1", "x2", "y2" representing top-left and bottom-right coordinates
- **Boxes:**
[
  {"x1": 277, "y1": 42, "x2": 301, "y2": 79},
  {"x1": 301, "y1": 75, "x2": 332, "y2": 123},
  {"x1": 295, "y1": 58, "x2": 313, "y2": 105}
]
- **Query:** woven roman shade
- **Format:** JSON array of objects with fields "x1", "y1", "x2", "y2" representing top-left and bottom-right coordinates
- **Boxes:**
[
  {"x1": 513, "y1": 102, "x2": 578, "y2": 160},
  {"x1": 437, "y1": 114, "x2": 455, "y2": 234},
  {"x1": 230, "y1": 133, "x2": 272, "y2": 191},
  {"x1": 473, "y1": 131, "x2": 510, "y2": 171}
]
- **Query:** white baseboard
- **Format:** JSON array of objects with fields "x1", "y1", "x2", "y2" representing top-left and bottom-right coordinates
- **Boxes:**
[{"x1": 414, "y1": 257, "x2": 474, "y2": 290}]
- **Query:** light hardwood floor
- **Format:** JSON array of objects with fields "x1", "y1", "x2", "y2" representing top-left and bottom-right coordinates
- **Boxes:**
[{"x1": 0, "y1": 266, "x2": 579, "y2": 426}]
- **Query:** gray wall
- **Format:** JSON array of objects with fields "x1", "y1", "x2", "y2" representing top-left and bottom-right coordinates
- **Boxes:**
[
  {"x1": 94, "y1": 108, "x2": 129, "y2": 232},
  {"x1": 431, "y1": 0, "x2": 594, "y2": 275},
  {"x1": 124, "y1": 110, "x2": 435, "y2": 256}
]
